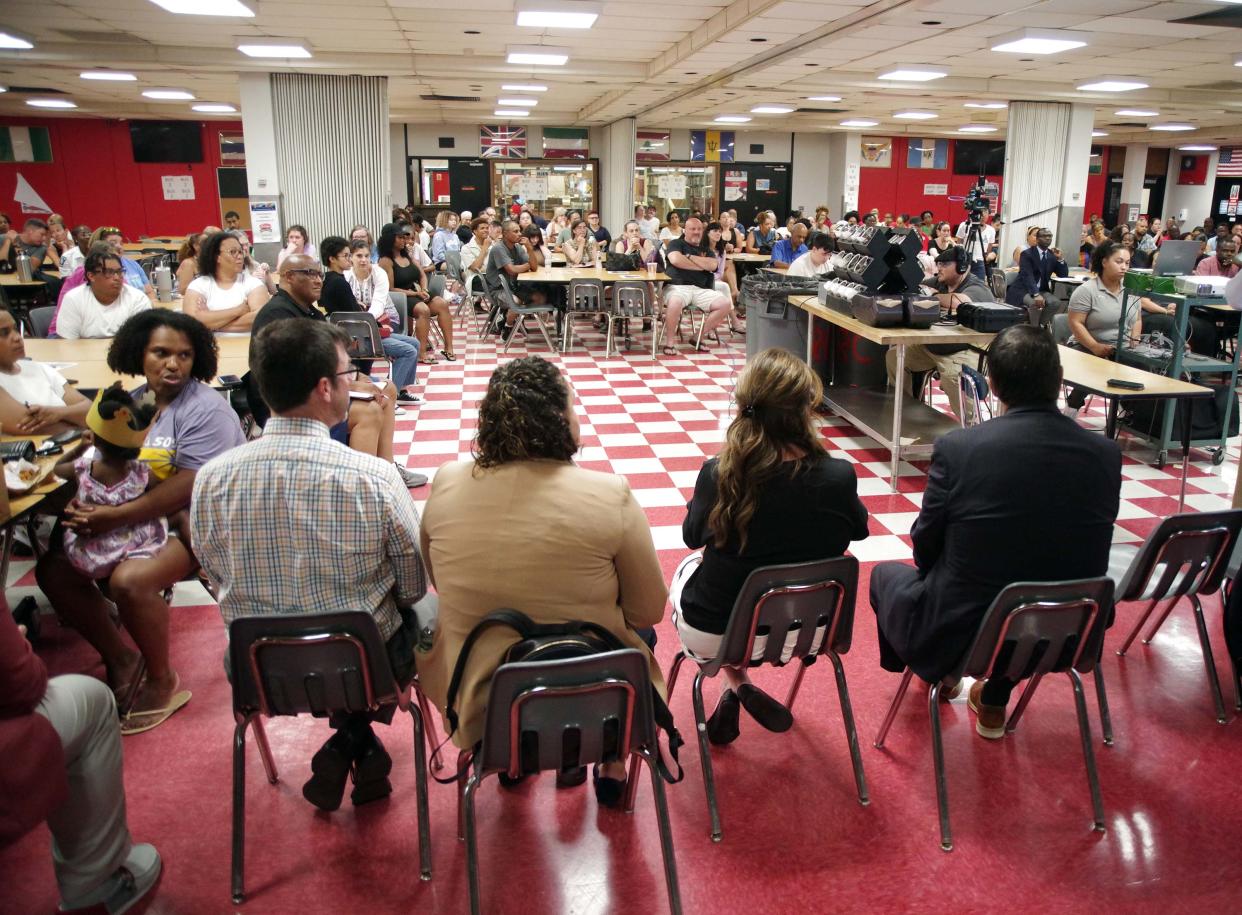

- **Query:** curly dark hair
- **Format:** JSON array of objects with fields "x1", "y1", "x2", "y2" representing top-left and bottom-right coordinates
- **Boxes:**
[
  {"x1": 195, "y1": 230, "x2": 241, "y2": 279},
  {"x1": 473, "y1": 357, "x2": 577, "y2": 470},
  {"x1": 106, "y1": 310, "x2": 219, "y2": 382}
]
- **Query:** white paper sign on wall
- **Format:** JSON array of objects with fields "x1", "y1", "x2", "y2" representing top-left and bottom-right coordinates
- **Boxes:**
[{"x1": 161, "y1": 175, "x2": 195, "y2": 201}]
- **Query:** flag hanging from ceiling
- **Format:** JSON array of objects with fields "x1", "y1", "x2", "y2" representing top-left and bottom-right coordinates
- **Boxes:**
[
  {"x1": 0, "y1": 126, "x2": 53, "y2": 163},
  {"x1": 480, "y1": 125, "x2": 527, "y2": 158},
  {"x1": 907, "y1": 138, "x2": 948, "y2": 170},
  {"x1": 690, "y1": 130, "x2": 734, "y2": 162},
  {"x1": 1218, "y1": 147, "x2": 1242, "y2": 178},
  {"x1": 637, "y1": 129, "x2": 671, "y2": 162},
  {"x1": 543, "y1": 126, "x2": 588, "y2": 159}
]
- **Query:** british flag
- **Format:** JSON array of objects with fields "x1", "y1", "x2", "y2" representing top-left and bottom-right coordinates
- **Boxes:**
[{"x1": 480, "y1": 125, "x2": 527, "y2": 158}]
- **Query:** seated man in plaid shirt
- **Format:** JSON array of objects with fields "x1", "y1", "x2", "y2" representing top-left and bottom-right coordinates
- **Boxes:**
[{"x1": 191, "y1": 319, "x2": 429, "y2": 812}]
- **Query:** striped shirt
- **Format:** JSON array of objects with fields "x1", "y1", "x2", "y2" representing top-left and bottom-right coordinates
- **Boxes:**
[{"x1": 190, "y1": 416, "x2": 427, "y2": 641}]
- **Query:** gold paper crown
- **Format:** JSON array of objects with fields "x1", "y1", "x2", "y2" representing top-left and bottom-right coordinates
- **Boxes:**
[{"x1": 86, "y1": 385, "x2": 156, "y2": 450}]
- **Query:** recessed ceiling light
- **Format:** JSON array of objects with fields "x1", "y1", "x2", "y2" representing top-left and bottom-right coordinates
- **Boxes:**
[
  {"x1": 1235, "y1": 53, "x2": 1242, "y2": 67},
  {"x1": 495, "y1": 109, "x2": 531, "y2": 117},
  {"x1": 27, "y1": 99, "x2": 77, "y2": 109},
  {"x1": 506, "y1": 45, "x2": 569, "y2": 66},
  {"x1": 238, "y1": 43, "x2": 311, "y2": 58},
  {"x1": 840, "y1": 118, "x2": 878, "y2": 128},
  {"x1": 502, "y1": 83, "x2": 547, "y2": 92},
  {"x1": 193, "y1": 103, "x2": 237, "y2": 113},
  {"x1": 464, "y1": 29, "x2": 480, "y2": 34},
  {"x1": 515, "y1": 1, "x2": 600, "y2": 29},
  {"x1": 149, "y1": 0, "x2": 253, "y2": 13},
  {"x1": 894, "y1": 110, "x2": 937, "y2": 120},
  {"x1": 498, "y1": 98, "x2": 538, "y2": 106},
  {"x1": 751, "y1": 105, "x2": 793, "y2": 114},
  {"x1": 1179, "y1": 145, "x2": 1218, "y2": 151},
  {"x1": 143, "y1": 89, "x2": 195, "y2": 100},
  {"x1": 715, "y1": 115, "x2": 751, "y2": 123},
  {"x1": 877, "y1": 67, "x2": 946, "y2": 82},
  {"x1": 1150, "y1": 123, "x2": 1194, "y2": 131},
  {"x1": 964, "y1": 102, "x2": 1007, "y2": 109},
  {"x1": 958, "y1": 125, "x2": 998, "y2": 133},
  {"x1": 80, "y1": 71, "x2": 137, "y2": 81},
  {"x1": 1076, "y1": 77, "x2": 1147, "y2": 92},
  {"x1": 1115, "y1": 109, "x2": 1158, "y2": 117},
  {"x1": 1092, "y1": 130, "x2": 1109, "y2": 137},
  {"x1": 750, "y1": 37, "x2": 768, "y2": 42},
  {"x1": 806, "y1": 95, "x2": 842, "y2": 102},
  {"x1": 0, "y1": 31, "x2": 34, "y2": 49},
  {"x1": 990, "y1": 28, "x2": 1087, "y2": 55},
  {"x1": 0, "y1": 87, "x2": 6, "y2": 93}
]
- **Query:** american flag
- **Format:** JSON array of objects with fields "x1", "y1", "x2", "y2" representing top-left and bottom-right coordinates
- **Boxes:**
[
  {"x1": 1218, "y1": 146, "x2": 1242, "y2": 178},
  {"x1": 480, "y1": 125, "x2": 527, "y2": 158}
]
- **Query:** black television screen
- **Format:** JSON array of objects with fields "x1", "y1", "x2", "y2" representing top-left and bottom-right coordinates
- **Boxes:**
[
  {"x1": 129, "y1": 121, "x2": 203, "y2": 163},
  {"x1": 953, "y1": 140, "x2": 1005, "y2": 176}
]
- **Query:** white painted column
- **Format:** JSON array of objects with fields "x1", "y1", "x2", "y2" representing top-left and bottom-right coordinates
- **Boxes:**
[
  {"x1": 599, "y1": 117, "x2": 636, "y2": 232},
  {"x1": 826, "y1": 132, "x2": 862, "y2": 221},
  {"x1": 792, "y1": 132, "x2": 832, "y2": 217},
  {"x1": 1119, "y1": 144, "x2": 1148, "y2": 226}
]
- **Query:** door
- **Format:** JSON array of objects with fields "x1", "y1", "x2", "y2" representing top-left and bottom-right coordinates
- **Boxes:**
[
  {"x1": 448, "y1": 158, "x2": 490, "y2": 215},
  {"x1": 722, "y1": 163, "x2": 792, "y2": 228}
]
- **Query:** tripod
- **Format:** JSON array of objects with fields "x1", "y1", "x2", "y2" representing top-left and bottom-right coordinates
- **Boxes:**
[{"x1": 961, "y1": 216, "x2": 988, "y2": 282}]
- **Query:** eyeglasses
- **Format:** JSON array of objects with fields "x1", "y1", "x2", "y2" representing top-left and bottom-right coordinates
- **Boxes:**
[
  {"x1": 335, "y1": 367, "x2": 358, "y2": 381},
  {"x1": 286, "y1": 268, "x2": 324, "y2": 279},
  {"x1": 92, "y1": 267, "x2": 124, "y2": 277}
]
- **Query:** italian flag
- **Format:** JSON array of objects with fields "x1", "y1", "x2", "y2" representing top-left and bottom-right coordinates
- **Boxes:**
[
  {"x1": 0, "y1": 126, "x2": 53, "y2": 163},
  {"x1": 543, "y1": 127, "x2": 588, "y2": 159}
]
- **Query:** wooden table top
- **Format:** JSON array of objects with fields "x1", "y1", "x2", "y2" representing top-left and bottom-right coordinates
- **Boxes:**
[
  {"x1": 727, "y1": 253, "x2": 772, "y2": 262},
  {"x1": 788, "y1": 295, "x2": 996, "y2": 347},
  {"x1": 1056, "y1": 344, "x2": 1213, "y2": 400},
  {"x1": 23, "y1": 335, "x2": 251, "y2": 389},
  {"x1": 0, "y1": 433, "x2": 67, "y2": 521},
  {"x1": 0, "y1": 273, "x2": 46, "y2": 287},
  {"x1": 518, "y1": 267, "x2": 669, "y2": 283},
  {"x1": 123, "y1": 241, "x2": 181, "y2": 254}
]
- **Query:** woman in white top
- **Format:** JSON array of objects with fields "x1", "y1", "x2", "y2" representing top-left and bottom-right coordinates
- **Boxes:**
[
  {"x1": 275, "y1": 224, "x2": 313, "y2": 270},
  {"x1": 562, "y1": 218, "x2": 598, "y2": 267},
  {"x1": 346, "y1": 238, "x2": 422, "y2": 399},
  {"x1": 182, "y1": 232, "x2": 269, "y2": 332},
  {"x1": 0, "y1": 307, "x2": 89, "y2": 435},
  {"x1": 659, "y1": 211, "x2": 683, "y2": 244}
]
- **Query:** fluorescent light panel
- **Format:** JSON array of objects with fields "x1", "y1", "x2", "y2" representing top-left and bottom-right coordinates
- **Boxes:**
[
  {"x1": 143, "y1": 89, "x2": 195, "y2": 100},
  {"x1": 958, "y1": 125, "x2": 997, "y2": 133},
  {"x1": 1092, "y1": 130, "x2": 1108, "y2": 137},
  {"x1": 27, "y1": 99, "x2": 76, "y2": 108},
  {"x1": 0, "y1": 31, "x2": 33, "y2": 49},
  {"x1": 1150, "y1": 123, "x2": 1194, "y2": 131},
  {"x1": 965, "y1": 102, "x2": 1007, "y2": 109},
  {"x1": 1115, "y1": 109, "x2": 1158, "y2": 117},
  {"x1": 506, "y1": 45, "x2": 569, "y2": 65},
  {"x1": 238, "y1": 43, "x2": 311, "y2": 58},
  {"x1": 501, "y1": 84, "x2": 547, "y2": 92},
  {"x1": 515, "y1": 1, "x2": 601, "y2": 29},
  {"x1": 497, "y1": 98, "x2": 538, "y2": 106},
  {"x1": 877, "y1": 67, "x2": 946, "y2": 82},
  {"x1": 148, "y1": 0, "x2": 254, "y2": 14},
  {"x1": 495, "y1": 109, "x2": 531, "y2": 117},
  {"x1": 840, "y1": 119, "x2": 877, "y2": 128},
  {"x1": 81, "y1": 71, "x2": 137, "y2": 81},
  {"x1": 1076, "y1": 77, "x2": 1147, "y2": 92},
  {"x1": 1179, "y1": 145, "x2": 1217, "y2": 151},
  {"x1": 751, "y1": 105, "x2": 793, "y2": 114},
  {"x1": 806, "y1": 95, "x2": 842, "y2": 101},
  {"x1": 894, "y1": 110, "x2": 937, "y2": 120},
  {"x1": 193, "y1": 103, "x2": 237, "y2": 112},
  {"x1": 991, "y1": 28, "x2": 1087, "y2": 55},
  {"x1": 715, "y1": 115, "x2": 751, "y2": 123}
]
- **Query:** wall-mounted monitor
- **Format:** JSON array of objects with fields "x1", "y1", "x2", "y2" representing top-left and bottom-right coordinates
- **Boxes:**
[
  {"x1": 129, "y1": 121, "x2": 203, "y2": 163},
  {"x1": 953, "y1": 140, "x2": 1005, "y2": 176}
]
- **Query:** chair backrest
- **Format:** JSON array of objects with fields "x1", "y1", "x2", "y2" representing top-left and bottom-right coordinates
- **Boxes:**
[
  {"x1": 495, "y1": 273, "x2": 519, "y2": 310},
  {"x1": 228, "y1": 612, "x2": 399, "y2": 717},
  {"x1": 444, "y1": 249, "x2": 463, "y2": 283},
  {"x1": 612, "y1": 281, "x2": 651, "y2": 317},
  {"x1": 706, "y1": 556, "x2": 859, "y2": 675},
  {"x1": 958, "y1": 364, "x2": 990, "y2": 428},
  {"x1": 468, "y1": 273, "x2": 488, "y2": 298},
  {"x1": 958, "y1": 577, "x2": 1114, "y2": 680},
  {"x1": 1115, "y1": 509, "x2": 1242, "y2": 603},
  {"x1": 327, "y1": 311, "x2": 384, "y2": 359},
  {"x1": 1051, "y1": 312, "x2": 1071, "y2": 345},
  {"x1": 386, "y1": 292, "x2": 409, "y2": 335},
  {"x1": 476, "y1": 649, "x2": 656, "y2": 777},
  {"x1": 567, "y1": 278, "x2": 605, "y2": 312},
  {"x1": 28, "y1": 305, "x2": 55, "y2": 338}
]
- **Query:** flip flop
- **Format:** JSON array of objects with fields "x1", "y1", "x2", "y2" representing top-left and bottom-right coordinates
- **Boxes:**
[
  {"x1": 418, "y1": 355, "x2": 439, "y2": 365},
  {"x1": 121, "y1": 689, "x2": 192, "y2": 736},
  {"x1": 441, "y1": 350, "x2": 457, "y2": 361},
  {"x1": 110, "y1": 657, "x2": 148, "y2": 718}
]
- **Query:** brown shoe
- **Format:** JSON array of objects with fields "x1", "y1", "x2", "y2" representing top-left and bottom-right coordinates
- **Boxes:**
[
  {"x1": 938, "y1": 677, "x2": 963, "y2": 702},
  {"x1": 967, "y1": 680, "x2": 1006, "y2": 740}
]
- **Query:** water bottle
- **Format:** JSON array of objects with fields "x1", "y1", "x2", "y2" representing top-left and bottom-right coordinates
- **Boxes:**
[
  {"x1": 154, "y1": 264, "x2": 172, "y2": 302},
  {"x1": 15, "y1": 252, "x2": 32, "y2": 282}
]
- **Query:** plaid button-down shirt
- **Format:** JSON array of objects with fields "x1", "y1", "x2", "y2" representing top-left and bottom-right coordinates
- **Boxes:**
[{"x1": 191, "y1": 417, "x2": 427, "y2": 641}]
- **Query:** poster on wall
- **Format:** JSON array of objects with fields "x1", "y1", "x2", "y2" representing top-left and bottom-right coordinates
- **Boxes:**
[
  {"x1": 161, "y1": 175, "x2": 195, "y2": 201},
  {"x1": 843, "y1": 163, "x2": 860, "y2": 213},
  {"x1": 637, "y1": 129, "x2": 671, "y2": 162},
  {"x1": 480, "y1": 125, "x2": 527, "y2": 158},
  {"x1": 923, "y1": 183, "x2": 948, "y2": 196},
  {"x1": 219, "y1": 132, "x2": 245, "y2": 165},
  {"x1": 249, "y1": 200, "x2": 281, "y2": 243},
  {"x1": 860, "y1": 137, "x2": 891, "y2": 168},
  {"x1": 690, "y1": 130, "x2": 734, "y2": 162},
  {"x1": 1088, "y1": 146, "x2": 1103, "y2": 176},
  {"x1": 723, "y1": 170, "x2": 747, "y2": 202},
  {"x1": 907, "y1": 139, "x2": 947, "y2": 170},
  {"x1": 657, "y1": 174, "x2": 687, "y2": 199},
  {"x1": 518, "y1": 176, "x2": 548, "y2": 200},
  {"x1": 13, "y1": 174, "x2": 52, "y2": 214}
]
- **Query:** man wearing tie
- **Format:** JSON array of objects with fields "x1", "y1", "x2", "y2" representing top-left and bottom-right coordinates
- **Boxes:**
[{"x1": 1006, "y1": 227, "x2": 1068, "y2": 325}]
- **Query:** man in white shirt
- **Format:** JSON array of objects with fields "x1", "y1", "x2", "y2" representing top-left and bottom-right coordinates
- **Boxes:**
[
  {"x1": 786, "y1": 232, "x2": 834, "y2": 278},
  {"x1": 639, "y1": 206, "x2": 661, "y2": 242},
  {"x1": 954, "y1": 206, "x2": 997, "y2": 280},
  {"x1": 56, "y1": 251, "x2": 152, "y2": 340},
  {"x1": 458, "y1": 217, "x2": 496, "y2": 294},
  {"x1": 59, "y1": 224, "x2": 91, "y2": 275}
]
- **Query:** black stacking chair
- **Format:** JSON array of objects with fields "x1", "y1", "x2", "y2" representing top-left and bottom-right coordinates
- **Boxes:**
[
  {"x1": 666, "y1": 557, "x2": 868, "y2": 842},
  {"x1": 873, "y1": 577, "x2": 1114, "y2": 852},
  {"x1": 562, "y1": 277, "x2": 606, "y2": 353},
  {"x1": 1111, "y1": 509, "x2": 1242, "y2": 723},
  {"x1": 228, "y1": 612, "x2": 436, "y2": 904},
  {"x1": 456, "y1": 649, "x2": 681, "y2": 915}
]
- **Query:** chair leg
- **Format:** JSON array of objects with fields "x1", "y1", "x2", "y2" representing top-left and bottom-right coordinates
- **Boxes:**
[
  {"x1": 562, "y1": 316, "x2": 573, "y2": 354},
  {"x1": 873, "y1": 667, "x2": 915, "y2": 748},
  {"x1": 1005, "y1": 673, "x2": 1043, "y2": 734},
  {"x1": 462, "y1": 772, "x2": 484, "y2": 915},
  {"x1": 690, "y1": 671, "x2": 723, "y2": 841},
  {"x1": 1142, "y1": 598, "x2": 1180, "y2": 645},
  {"x1": 1067, "y1": 670, "x2": 1106, "y2": 832},
  {"x1": 1093, "y1": 664, "x2": 1115, "y2": 746},
  {"x1": 623, "y1": 751, "x2": 642, "y2": 813},
  {"x1": 644, "y1": 750, "x2": 684, "y2": 915},
  {"x1": 1116, "y1": 598, "x2": 1162, "y2": 656},
  {"x1": 604, "y1": 316, "x2": 615, "y2": 357},
  {"x1": 1190, "y1": 594, "x2": 1230, "y2": 724},
  {"x1": 928, "y1": 684, "x2": 953, "y2": 852},
  {"x1": 1230, "y1": 650, "x2": 1242, "y2": 713},
  {"x1": 231, "y1": 715, "x2": 251, "y2": 904},
  {"x1": 534, "y1": 314, "x2": 556, "y2": 351},
  {"x1": 826, "y1": 651, "x2": 869, "y2": 806},
  {"x1": 410, "y1": 703, "x2": 433, "y2": 881},
  {"x1": 785, "y1": 657, "x2": 810, "y2": 711},
  {"x1": 416, "y1": 689, "x2": 447, "y2": 775},
  {"x1": 666, "y1": 651, "x2": 687, "y2": 700},
  {"x1": 456, "y1": 750, "x2": 472, "y2": 841},
  {"x1": 251, "y1": 717, "x2": 279, "y2": 784}
]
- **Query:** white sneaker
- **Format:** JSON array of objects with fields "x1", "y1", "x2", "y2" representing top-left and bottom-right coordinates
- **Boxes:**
[{"x1": 60, "y1": 843, "x2": 161, "y2": 914}]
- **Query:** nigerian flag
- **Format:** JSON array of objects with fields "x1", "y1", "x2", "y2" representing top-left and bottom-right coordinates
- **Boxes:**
[{"x1": 0, "y1": 126, "x2": 53, "y2": 163}]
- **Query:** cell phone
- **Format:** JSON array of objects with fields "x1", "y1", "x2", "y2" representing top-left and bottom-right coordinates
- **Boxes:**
[
  {"x1": 35, "y1": 440, "x2": 62, "y2": 456},
  {"x1": 217, "y1": 374, "x2": 242, "y2": 386},
  {"x1": 348, "y1": 390, "x2": 376, "y2": 402},
  {"x1": 48, "y1": 428, "x2": 83, "y2": 446},
  {"x1": 1108, "y1": 378, "x2": 1145, "y2": 391}
]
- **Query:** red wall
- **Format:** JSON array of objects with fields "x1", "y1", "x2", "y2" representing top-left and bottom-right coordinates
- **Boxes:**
[
  {"x1": 1084, "y1": 145, "x2": 1111, "y2": 221},
  {"x1": 858, "y1": 137, "x2": 1003, "y2": 224},
  {"x1": 0, "y1": 116, "x2": 243, "y2": 239}
]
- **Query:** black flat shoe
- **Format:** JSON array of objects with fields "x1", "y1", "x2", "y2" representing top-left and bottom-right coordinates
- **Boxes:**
[
  {"x1": 592, "y1": 764, "x2": 626, "y2": 808},
  {"x1": 706, "y1": 688, "x2": 741, "y2": 745},
  {"x1": 350, "y1": 731, "x2": 393, "y2": 806},
  {"x1": 556, "y1": 766, "x2": 588, "y2": 788},
  {"x1": 498, "y1": 772, "x2": 528, "y2": 789},
  {"x1": 736, "y1": 683, "x2": 793, "y2": 733},
  {"x1": 302, "y1": 731, "x2": 354, "y2": 811}
]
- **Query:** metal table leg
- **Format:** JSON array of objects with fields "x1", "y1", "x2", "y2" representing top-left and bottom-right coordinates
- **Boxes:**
[
  {"x1": 1105, "y1": 396, "x2": 1118, "y2": 439},
  {"x1": 1179, "y1": 397, "x2": 1192, "y2": 512},
  {"x1": 890, "y1": 344, "x2": 905, "y2": 494}
]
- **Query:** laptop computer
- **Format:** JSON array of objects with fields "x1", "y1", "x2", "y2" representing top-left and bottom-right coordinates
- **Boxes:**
[{"x1": 1150, "y1": 239, "x2": 1201, "y2": 277}]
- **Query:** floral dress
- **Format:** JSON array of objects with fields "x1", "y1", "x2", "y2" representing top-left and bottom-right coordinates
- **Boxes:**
[{"x1": 63, "y1": 454, "x2": 169, "y2": 579}]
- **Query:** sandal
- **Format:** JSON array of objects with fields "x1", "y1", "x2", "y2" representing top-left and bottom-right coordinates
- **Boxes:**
[
  {"x1": 441, "y1": 350, "x2": 457, "y2": 361},
  {"x1": 661, "y1": 345, "x2": 678, "y2": 356},
  {"x1": 418, "y1": 354, "x2": 439, "y2": 365},
  {"x1": 121, "y1": 688, "x2": 192, "y2": 736}
]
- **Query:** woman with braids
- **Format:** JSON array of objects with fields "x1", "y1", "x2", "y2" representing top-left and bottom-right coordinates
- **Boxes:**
[
  {"x1": 670, "y1": 347, "x2": 868, "y2": 742},
  {"x1": 418, "y1": 356, "x2": 667, "y2": 807}
]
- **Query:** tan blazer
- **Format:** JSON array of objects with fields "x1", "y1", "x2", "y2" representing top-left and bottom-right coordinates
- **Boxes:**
[{"x1": 418, "y1": 459, "x2": 668, "y2": 748}]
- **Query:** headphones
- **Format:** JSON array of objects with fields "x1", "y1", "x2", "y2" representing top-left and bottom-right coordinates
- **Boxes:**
[{"x1": 940, "y1": 244, "x2": 970, "y2": 275}]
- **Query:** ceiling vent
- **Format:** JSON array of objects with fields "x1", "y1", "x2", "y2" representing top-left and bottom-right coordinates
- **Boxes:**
[
  {"x1": 3, "y1": 86, "x2": 69, "y2": 95},
  {"x1": 420, "y1": 93, "x2": 482, "y2": 103},
  {"x1": 1199, "y1": 80, "x2": 1242, "y2": 91},
  {"x1": 795, "y1": 106, "x2": 846, "y2": 114}
]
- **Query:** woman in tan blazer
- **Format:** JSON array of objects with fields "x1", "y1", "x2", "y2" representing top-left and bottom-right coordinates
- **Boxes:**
[{"x1": 418, "y1": 356, "x2": 668, "y2": 805}]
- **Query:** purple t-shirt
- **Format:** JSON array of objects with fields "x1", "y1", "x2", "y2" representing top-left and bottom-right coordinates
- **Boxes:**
[{"x1": 133, "y1": 379, "x2": 246, "y2": 481}]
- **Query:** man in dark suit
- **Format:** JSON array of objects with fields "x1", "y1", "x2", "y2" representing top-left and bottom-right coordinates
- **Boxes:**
[
  {"x1": 870, "y1": 325, "x2": 1121, "y2": 738},
  {"x1": 1006, "y1": 227, "x2": 1069, "y2": 325}
]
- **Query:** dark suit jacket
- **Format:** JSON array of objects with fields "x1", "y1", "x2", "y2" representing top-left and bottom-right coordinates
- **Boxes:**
[
  {"x1": 874, "y1": 405, "x2": 1121, "y2": 681},
  {"x1": 1006, "y1": 245, "x2": 1068, "y2": 306}
]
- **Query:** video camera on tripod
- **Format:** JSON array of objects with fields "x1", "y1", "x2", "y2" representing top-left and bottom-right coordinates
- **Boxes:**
[{"x1": 963, "y1": 175, "x2": 989, "y2": 224}]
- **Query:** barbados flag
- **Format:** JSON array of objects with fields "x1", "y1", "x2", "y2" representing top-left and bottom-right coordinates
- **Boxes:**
[{"x1": 690, "y1": 130, "x2": 734, "y2": 162}]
